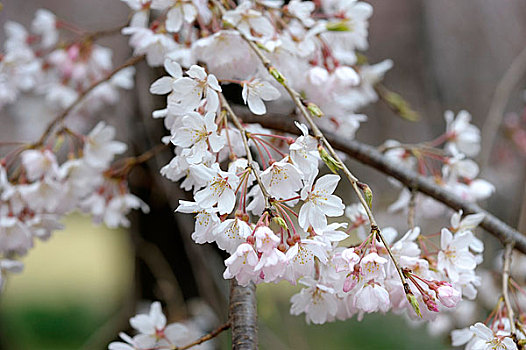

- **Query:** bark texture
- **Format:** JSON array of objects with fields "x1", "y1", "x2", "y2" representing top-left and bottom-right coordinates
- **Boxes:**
[{"x1": 229, "y1": 281, "x2": 258, "y2": 350}]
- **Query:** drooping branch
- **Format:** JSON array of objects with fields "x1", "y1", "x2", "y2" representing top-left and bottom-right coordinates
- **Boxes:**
[
  {"x1": 176, "y1": 321, "x2": 231, "y2": 350},
  {"x1": 229, "y1": 280, "x2": 257, "y2": 350},
  {"x1": 238, "y1": 113, "x2": 526, "y2": 254},
  {"x1": 33, "y1": 54, "x2": 145, "y2": 148}
]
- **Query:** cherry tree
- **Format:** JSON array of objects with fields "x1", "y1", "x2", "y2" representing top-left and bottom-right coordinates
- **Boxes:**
[{"x1": 1, "y1": 1, "x2": 525, "y2": 349}]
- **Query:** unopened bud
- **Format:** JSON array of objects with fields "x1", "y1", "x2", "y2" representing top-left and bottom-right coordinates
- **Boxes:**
[
  {"x1": 269, "y1": 66, "x2": 286, "y2": 84},
  {"x1": 273, "y1": 216, "x2": 288, "y2": 230},
  {"x1": 357, "y1": 182, "x2": 373, "y2": 209},
  {"x1": 318, "y1": 146, "x2": 342, "y2": 174},
  {"x1": 326, "y1": 20, "x2": 350, "y2": 32},
  {"x1": 406, "y1": 293, "x2": 422, "y2": 318},
  {"x1": 307, "y1": 102, "x2": 324, "y2": 118}
]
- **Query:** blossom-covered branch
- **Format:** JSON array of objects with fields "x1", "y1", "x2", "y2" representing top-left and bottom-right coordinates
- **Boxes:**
[
  {"x1": 34, "y1": 54, "x2": 145, "y2": 148},
  {"x1": 241, "y1": 114, "x2": 526, "y2": 253}
]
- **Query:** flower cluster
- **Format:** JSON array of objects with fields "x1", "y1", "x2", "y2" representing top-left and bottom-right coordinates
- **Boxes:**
[
  {"x1": 452, "y1": 320, "x2": 522, "y2": 349},
  {"x1": 121, "y1": 0, "x2": 389, "y2": 135},
  {"x1": 1, "y1": 9, "x2": 134, "y2": 119},
  {"x1": 134, "y1": 0, "x2": 492, "y2": 331},
  {"x1": 384, "y1": 110, "x2": 494, "y2": 217},
  {"x1": 109, "y1": 301, "x2": 212, "y2": 350},
  {"x1": 0, "y1": 122, "x2": 148, "y2": 289},
  {"x1": 1, "y1": 1, "x2": 516, "y2": 349},
  {"x1": 287, "y1": 210, "x2": 484, "y2": 324}
]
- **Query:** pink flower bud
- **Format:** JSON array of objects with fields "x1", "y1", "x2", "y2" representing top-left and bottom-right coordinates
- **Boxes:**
[
  {"x1": 343, "y1": 274, "x2": 358, "y2": 292},
  {"x1": 437, "y1": 284, "x2": 461, "y2": 308}
]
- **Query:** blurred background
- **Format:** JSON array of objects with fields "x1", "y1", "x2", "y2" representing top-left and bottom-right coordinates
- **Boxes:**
[{"x1": 1, "y1": 0, "x2": 526, "y2": 349}]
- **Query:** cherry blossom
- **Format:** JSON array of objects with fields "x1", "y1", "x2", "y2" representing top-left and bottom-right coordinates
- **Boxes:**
[
  {"x1": 298, "y1": 173, "x2": 344, "y2": 232},
  {"x1": 241, "y1": 79, "x2": 280, "y2": 115}
]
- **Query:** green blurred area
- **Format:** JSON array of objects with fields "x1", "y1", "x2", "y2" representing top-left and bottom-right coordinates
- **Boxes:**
[
  {"x1": 257, "y1": 283, "x2": 449, "y2": 350},
  {"x1": 0, "y1": 215, "x2": 449, "y2": 349}
]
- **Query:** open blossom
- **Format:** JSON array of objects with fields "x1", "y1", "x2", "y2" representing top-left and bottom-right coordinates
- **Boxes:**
[
  {"x1": 215, "y1": 218, "x2": 252, "y2": 253},
  {"x1": 286, "y1": 0, "x2": 315, "y2": 27},
  {"x1": 289, "y1": 122, "x2": 319, "y2": 176},
  {"x1": 223, "y1": 243, "x2": 259, "y2": 286},
  {"x1": 298, "y1": 173, "x2": 344, "y2": 232},
  {"x1": 360, "y1": 252, "x2": 388, "y2": 281},
  {"x1": 169, "y1": 65, "x2": 222, "y2": 113},
  {"x1": 31, "y1": 9, "x2": 58, "y2": 48},
  {"x1": 353, "y1": 283, "x2": 390, "y2": 314},
  {"x1": 130, "y1": 301, "x2": 167, "y2": 336},
  {"x1": 290, "y1": 278, "x2": 338, "y2": 324},
  {"x1": 122, "y1": 27, "x2": 177, "y2": 66},
  {"x1": 254, "y1": 226, "x2": 279, "y2": 254},
  {"x1": 152, "y1": 0, "x2": 197, "y2": 33},
  {"x1": 175, "y1": 201, "x2": 219, "y2": 244},
  {"x1": 444, "y1": 110, "x2": 481, "y2": 157},
  {"x1": 437, "y1": 228, "x2": 477, "y2": 282},
  {"x1": 83, "y1": 122, "x2": 127, "y2": 169},
  {"x1": 192, "y1": 164, "x2": 239, "y2": 215},
  {"x1": 241, "y1": 78, "x2": 280, "y2": 115},
  {"x1": 253, "y1": 227, "x2": 287, "y2": 282},
  {"x1": 20, "y1": 149, "x2": 59, "y2": 181},
  {"x1": 170, "y1": 112, "x2": 225, "y2": 163},
  {"x1": 110, "y1": 301, "x2": 212, "y2": 350},
  {"x1": 260, "y1": 158, "x2": 303, "y2": 199},
  {"x1": 469, "y1": 323, "x2": 517, "y2": 350},
  {"x1": 223, "y1": 2, "x2": 274, "y2": 41},
  {"x1": 286, "y1": 239, "x2": 329, "y2": 283},
  {"x1": 149, "y1": 59, "x2": 183, "y2": 95}
]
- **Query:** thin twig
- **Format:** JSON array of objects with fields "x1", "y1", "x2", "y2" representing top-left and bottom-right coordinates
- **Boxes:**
[
  {"x1": 237, "y1": 113, "x2": 526, "y2": 254},
  {"x1": 481, "y1": 45, "x2": 526, "y2": 169},
  {"x1": 219, "y1": 92, "x2": 272, "y2": 210},
  {"x1": 176, "y1": 321, "x2": 231, "y2": 350},
  {"x1": 502, "y1": 243, "x2": 517, "y2": 342},
  {"x1": 33, "y1": 55, "x2": 145, "y2": 148}
]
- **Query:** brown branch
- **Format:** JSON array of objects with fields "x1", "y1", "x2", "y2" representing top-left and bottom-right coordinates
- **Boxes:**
[
  {"x1": 229, "y1": 280, "x2": 257, "y2": 350},
  {"x1": 176, "y1": 321, "x2": 231, "y2": 350},
  {"x1": 237, "y1": 113, "x2": 526, "y2": 254},
  {"x1": 33, "y1": 54, "x2": 145, "y2": 148}
]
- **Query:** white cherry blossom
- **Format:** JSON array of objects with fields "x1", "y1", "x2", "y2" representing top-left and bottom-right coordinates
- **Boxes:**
[
  {"x1": 170, "y1": 65, "x2": 222, "y2": 113},
  {"x1": 223, "y1": 243, "x2": 259, "y2": 286},
  {"x1": 170, "y1": 112, "x2": 225, "y2": 163},
  {"x1": 298, "y1": 173, "x2": 344, "y2": 232},
  {"x1": 223, "y1": 2, "x2": 275, "y2": 41},
  {"x1": 192, "y1": 164, "x2": 239, "y2": 215},
  {"x1": 437, "y1": 228, "x2": 477, "y2": 282},
  {"x1": 260, "y1": 158, "x2": 303, "y2": 199},
  {"x1": 241, "y1": 79, "x2": 280, "y2": 115}
]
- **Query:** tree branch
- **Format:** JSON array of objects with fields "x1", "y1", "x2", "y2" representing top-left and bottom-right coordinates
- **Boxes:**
[
  {"x1": 33, "y1": 54, "x2": 145, "y2": 148},
  {"x1": 238, "y1": 113, "x2": 526, "y2": 254},
  {"x1": 229, "y1": 280, "x2": 257, "y2": 350},
  {"x1": 176, "y1": 321, "x2": 231, "y2": 350}
]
